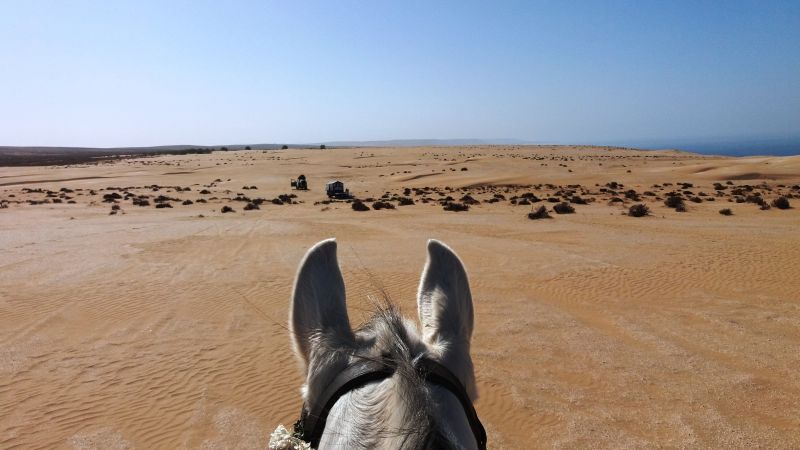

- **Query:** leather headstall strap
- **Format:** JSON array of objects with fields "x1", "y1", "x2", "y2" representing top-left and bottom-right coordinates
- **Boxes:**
[
  {"x1": 300, "y1": 359, "x2": 395, "y2": 447},
  {"x1": 299, "y1": 356, "x2": 487, "y2": 450},
  {"x1": 413, "y1": 357, "x2": 487, "y2": 450}
]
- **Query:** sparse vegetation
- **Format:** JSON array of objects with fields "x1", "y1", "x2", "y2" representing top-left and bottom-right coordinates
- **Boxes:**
[
  {"x1": 553, "y1": 202, "x2": 575, "y2": 214},
  {"x1": 628, "y1": 204, "x2": 649, "y2": 217},
  {"x1": 664, "y1": 195, "x2": 684, "y2": 209},
  {"x1": 372, "y1": 201, "x2": 395, "y2": 210},
  {"x1": 352, "y1": 200, "x2": 370, "y2": 211},
  {"x1": 719, "y1": 208, "x2": 733, "y2": 215},
  {"x1": 528, "y1": 206, "x2": 551, "y2": 220},
  {"x1": 443, "y1": 202, "x2": 469, "y2": 212},
  {"x1": 624, "y1": 190, "x2": 640, "y2": 201},
  {"x1": 102, "y1": 192, "x2": 122, "y2": 202},
  {"x1": 570, "y1": 196, "x2": 587, "y2": 205},
  {"x1": 460, "y1": 194, "x2": 480, "y2": 205},
  {"x1": 772, "y1": 196, "x2": 791, "y2": 209}
]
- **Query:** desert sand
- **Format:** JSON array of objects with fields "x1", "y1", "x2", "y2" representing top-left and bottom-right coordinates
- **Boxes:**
[{"x1": 1, "y1": 145, "x2": 799, "y2": 449}]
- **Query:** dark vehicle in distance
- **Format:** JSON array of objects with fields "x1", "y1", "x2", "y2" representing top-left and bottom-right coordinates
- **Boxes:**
[
  {"x1": 325, "y1": 180, "x2": 350, "y2": 199},
  {"x1": 291, "y1": 174, "x2": 308, "y2": 190}
]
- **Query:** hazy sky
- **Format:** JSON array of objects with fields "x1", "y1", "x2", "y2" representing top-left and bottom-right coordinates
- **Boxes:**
[{"x1": 1, "y1": 1, "x2": 798, "y2": 147}]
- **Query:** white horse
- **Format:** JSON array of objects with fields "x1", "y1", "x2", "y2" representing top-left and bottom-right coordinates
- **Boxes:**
[{"x1": 289, "y1": 239, "x2": 485, "y2": 450}]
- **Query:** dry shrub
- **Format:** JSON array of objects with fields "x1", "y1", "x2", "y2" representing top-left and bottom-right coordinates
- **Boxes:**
[
  {"x1": 570, "y1": 196, "x2": 587, "y2": 205},
  {"x1": 553, "y1": 202, "x2": 575, "y2": 214},
  {"x1": 102, "y1": 192, "x2": 122, "y2": 202},
  {"x1": 278, "y1": 193, "x2": 297, "y2": 203},
  {"x1": 664, "y1": 195, "x2": 684, "y2": 209},
  {"x1": 460, "y1": 194, "x2": 480, "y2": 205},
  {"x1": 352, "y1": 200, "x2": 370, "y2": 211},
  {"x1": 624, "y1": 190, "x2": 640, "y2": 201},
  {"x1": 443, "y1": 202, "x2": 469, "y2": 212},
  {"x1": 772, "y1": 196, "x2": 791, "y2": 209},
  {"x1": 628, "y1": 204, "x2": 649, "y2": 217},
  {"x1": 372, "y1": 201, "x2": 395, "y2": 210},
  {"x1": 528, "y1": 206, "x2": 551, "y2": 220}
]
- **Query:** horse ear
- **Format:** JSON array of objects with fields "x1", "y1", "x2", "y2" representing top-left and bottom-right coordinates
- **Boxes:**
[
  {"x1": 290, "y1": 239, "x2": 353, "y2": 373},
  {"x1": 417, "y1": 239, "x2": 474, "y2": 356}
]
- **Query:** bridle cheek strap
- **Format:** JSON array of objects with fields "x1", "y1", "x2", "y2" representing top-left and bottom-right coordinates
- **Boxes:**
[
  {"x1": 299, "y1": 357, "x2": 486, "y2": 450},
  {"x1": 415, "y1": 358, "x2": 487, "y2": 449}
]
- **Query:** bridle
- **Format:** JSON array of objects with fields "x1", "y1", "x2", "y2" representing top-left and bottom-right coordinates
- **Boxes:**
[
  {"x1": 298, "y1": 355, "x2": 487, "y2": 449},
  {"x1": 298, "y1": 356, "x2": 487, "y2": 449}
]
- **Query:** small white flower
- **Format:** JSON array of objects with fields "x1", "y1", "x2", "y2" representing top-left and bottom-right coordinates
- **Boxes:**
[{"x1": 268, "y1": 424, "x2": 312, "y2": 450}]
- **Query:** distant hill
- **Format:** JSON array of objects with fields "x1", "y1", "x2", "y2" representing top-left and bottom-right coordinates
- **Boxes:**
[
  {"x1": 0, "y1": 140, "x2": 538, "y2": 166},
  {"x1": 0, "y1": 144, "x2": 312, "y2": 166},
  {"x1": 318, "y1": 138, "x2": 533, "y2": 147}
]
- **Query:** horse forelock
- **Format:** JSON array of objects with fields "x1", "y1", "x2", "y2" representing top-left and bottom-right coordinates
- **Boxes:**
[{"x1": 310, "y1": 303, "x2": 458, "y2": 450}]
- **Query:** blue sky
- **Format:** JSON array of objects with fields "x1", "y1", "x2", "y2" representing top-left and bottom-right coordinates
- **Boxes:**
[{"x1": 1, "y1": 1, "x2": 798, "y2": 147}]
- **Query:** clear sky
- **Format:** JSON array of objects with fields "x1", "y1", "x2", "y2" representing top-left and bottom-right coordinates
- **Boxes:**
[{"x1": 1, "y1": 1, "x2": 798, "y2": 147}]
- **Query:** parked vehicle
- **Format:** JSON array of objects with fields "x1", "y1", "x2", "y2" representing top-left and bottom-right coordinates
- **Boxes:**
[
  {"x1": 325, "y1": 180, "x2": 350, "y2": 199},
  {"x1": 291, "y1": 174, "x2": 308, "y2": 190}
]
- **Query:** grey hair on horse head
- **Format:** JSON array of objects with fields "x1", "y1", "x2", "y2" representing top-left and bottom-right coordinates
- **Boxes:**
[{"x1": 289, "y1": 239, "x2": 483, "y2": 450}]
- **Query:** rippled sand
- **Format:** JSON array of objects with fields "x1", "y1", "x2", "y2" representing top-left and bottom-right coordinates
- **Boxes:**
[{"x1": 1, "y1": 146, "x2": 799, "y2": 448}]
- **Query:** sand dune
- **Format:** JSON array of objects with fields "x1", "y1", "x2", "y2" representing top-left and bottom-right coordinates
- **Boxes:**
[{"x1": 1, "y1": 145, "x2": 799, "y2": 448}]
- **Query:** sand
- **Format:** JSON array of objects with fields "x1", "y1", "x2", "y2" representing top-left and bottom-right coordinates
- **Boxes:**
[{"x1": 1, "y1": 145, "x2": 799, "y2": 449}]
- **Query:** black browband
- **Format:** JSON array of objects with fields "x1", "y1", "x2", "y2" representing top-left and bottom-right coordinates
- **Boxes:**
[{"x1": 299, "y1": 356, "x2": 487, "y2": 449}]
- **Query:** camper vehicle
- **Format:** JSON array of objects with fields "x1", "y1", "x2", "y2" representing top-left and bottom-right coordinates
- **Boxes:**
[{"x1": 325, "y1": 180, "x2": 350, "y2": 199}]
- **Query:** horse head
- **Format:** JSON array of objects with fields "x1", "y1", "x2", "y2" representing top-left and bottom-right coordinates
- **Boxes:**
[{"x1": 289, "y1": 239, "x2": 484, "y2": 449}]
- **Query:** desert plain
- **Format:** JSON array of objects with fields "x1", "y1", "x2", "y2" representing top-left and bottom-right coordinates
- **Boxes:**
[{"x1": 1, "y1": 145, "x2": 799, "y2": 449}]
